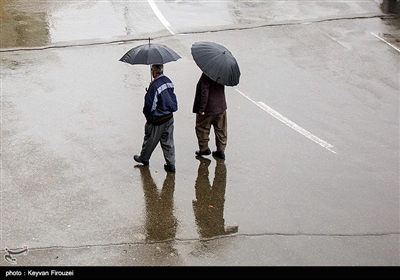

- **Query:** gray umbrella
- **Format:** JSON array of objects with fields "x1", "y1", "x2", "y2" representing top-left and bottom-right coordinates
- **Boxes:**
[
  {"x1": 191, "y1": 41, "x2": 240, "y2": 86},
  {"x1": 120, "y1": 38, "x2": 181, "y2": 80},
  {"x1": 120, "y1": 39, "x2": 181, "y2": 65}
]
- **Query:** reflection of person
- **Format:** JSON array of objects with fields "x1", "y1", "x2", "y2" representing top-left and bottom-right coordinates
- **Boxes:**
[
  {"x1": 192, "y1": 73, "x2": 227, "y2": 160},
  {"x1": 192, "y1": 157, "x2": 238, "y2": 238},
  {"x1": 139, "y1": 166, "x2": 178, "y2": 242},
  {"x1": 134, "y1": 64, "x2": 178, "y2": 173}
]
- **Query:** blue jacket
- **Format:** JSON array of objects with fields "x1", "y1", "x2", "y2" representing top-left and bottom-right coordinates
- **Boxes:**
[{"x1": 143, "y1": 74, "x2": 178, "y2": 122}]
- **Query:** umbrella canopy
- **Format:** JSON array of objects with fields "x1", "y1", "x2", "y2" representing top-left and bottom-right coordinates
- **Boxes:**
[
  {"x1": 191, "y1": 41, "x2": 240, "y2": 86},
  {"x1": 120, "y1": 42, "x2": 181, "y2": 65},
  {"x1": 120, "y1": 37, "x2": 181, "y2": 66}
]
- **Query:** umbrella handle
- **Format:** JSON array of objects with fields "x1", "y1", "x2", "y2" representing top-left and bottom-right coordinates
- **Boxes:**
[
  {"x1": 150, "y1": 66, "x2": 153, "y2": 82},
  {"x1": 148, "y1": 37, "x2": 153, "y2": 83}
]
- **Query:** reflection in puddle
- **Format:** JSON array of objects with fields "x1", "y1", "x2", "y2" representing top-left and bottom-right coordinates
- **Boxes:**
[
  {"x1": 192, "y1": 157, "x2": 238, "y2": 239},
  {"x1": 138, "y1": 166, "x2": 178, "y2": 243},
  {"x1": 137, "y1": 166, "x2": 181, "y2": 261}
]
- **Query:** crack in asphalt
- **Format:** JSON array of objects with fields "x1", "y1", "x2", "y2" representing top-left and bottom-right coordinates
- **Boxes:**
[
  {"x1": 2, "y1": 231, "x2": 399, "y2": 253},
  {"x1": 0, "y1": 13, "x2": 398, "y2": 53}
]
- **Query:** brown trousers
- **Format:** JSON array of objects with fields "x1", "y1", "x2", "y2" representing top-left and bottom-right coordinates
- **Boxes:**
[{"x1": 195, "y1": 111, "x2": 227, "y2": 152}]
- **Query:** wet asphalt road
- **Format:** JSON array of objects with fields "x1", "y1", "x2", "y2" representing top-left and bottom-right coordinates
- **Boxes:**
[{"x1": 1, "y1": 0, "x2": 399, "y2": 271}]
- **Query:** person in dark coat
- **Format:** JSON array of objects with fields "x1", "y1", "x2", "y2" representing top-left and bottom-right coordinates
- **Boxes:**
[
  {"x1": 134, "y1": 64, "x2": 178, "y2": 172},
  {"x1": 192, "y1": 73, "x2": 227, "y2": 159}
]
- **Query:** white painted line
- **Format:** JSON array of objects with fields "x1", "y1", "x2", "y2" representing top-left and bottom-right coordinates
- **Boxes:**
[
  {"x1": 319, "y1": 30, "x2": 349, "y2": 49},
  {"x1": 148, "y1": 0, "x2": 177, "y2": 35},
  {"x1": 371, "y1": 32, "x2": 400, "y2": 53},
  {"x1": 235, "y1": 89, "x2": 337, "y2": 154}
]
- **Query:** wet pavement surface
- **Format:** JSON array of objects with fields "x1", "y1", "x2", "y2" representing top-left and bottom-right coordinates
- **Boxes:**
[{"x1": 0, "y1": 0, "x2": 399, "y2": 274}]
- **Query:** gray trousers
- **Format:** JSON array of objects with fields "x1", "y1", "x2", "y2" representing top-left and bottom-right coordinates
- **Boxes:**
[{"x1": 140, "y1": 117, "x2": 175, "y2": 166}]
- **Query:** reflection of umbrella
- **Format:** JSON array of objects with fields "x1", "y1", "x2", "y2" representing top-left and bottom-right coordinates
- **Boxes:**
[
  {"x1": 191, "y1": 41, "x2": 240, "y2": 86},
  {"x1": 120, "y1": 38, "x2": 181, "y2": 80}
]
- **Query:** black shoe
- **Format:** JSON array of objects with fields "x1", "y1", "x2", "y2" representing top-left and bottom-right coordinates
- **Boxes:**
[
  {"x1": 195, "y1": 149, "x2": 211, "y2": 157},
  {"x1": 164, "y1": 164, "x2": 176, "y2": 173},
  {"x1": 212, "y1": 151, "x2": 225, "y2": 159},
  {"x1": 133, "y1": 155, "x2": 149, "y2": 165}
]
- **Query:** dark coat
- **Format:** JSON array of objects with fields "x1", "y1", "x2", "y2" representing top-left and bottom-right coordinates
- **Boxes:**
[{"x1": 192, "y1": 73, "x2": 226, "y2": 115}]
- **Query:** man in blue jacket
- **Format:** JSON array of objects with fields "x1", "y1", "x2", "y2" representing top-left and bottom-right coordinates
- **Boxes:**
[{"x1": 134, "y1": 64, "x2": 178, "y2": 172}]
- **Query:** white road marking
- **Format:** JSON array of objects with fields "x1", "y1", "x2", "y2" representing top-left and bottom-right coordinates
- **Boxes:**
[
  {"x1": 235, "y1": 89, "x2": 337, "y2": 154},
  {"x1": 371, "y1": 32, "x2": 400, "y2": 53},
  {"x1": 148, "y1": 0, "x2": 177, "y2": 35},
  {"x1": 319, "y1": 30, "x2": 350, "y2": 49}
]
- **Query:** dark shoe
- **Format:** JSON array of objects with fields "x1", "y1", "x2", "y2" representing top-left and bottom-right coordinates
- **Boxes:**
[
  {"x1": 133, "y1": 155, "x2": 149, "y2": 165},
  {"x1": 164, "y1": 164, "x2": 176, "y2": 173},
  {"x1": 212, "y1": 151, "x2": 225, "y2": 159},
  {"x1": 195, "y1": 148, "x2": 211, "y2": 157}
]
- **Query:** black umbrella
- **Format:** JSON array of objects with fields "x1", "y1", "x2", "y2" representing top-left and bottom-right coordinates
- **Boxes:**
[
  {"x1": 120, "y1": 38, "x2": 181, "y2": 80},
  {"x1": 191, "y1": 41, "x2": 240, "y2": 86}
]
